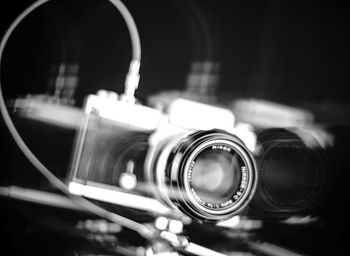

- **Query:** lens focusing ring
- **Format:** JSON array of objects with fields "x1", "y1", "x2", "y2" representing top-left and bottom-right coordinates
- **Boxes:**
[{"x1": 165, "y1": 130, "x2": 257, "y2": 222}]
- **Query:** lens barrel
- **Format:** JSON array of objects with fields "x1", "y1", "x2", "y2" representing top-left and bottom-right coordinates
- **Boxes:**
[
  {"x1": 151, "y1": 129, "x2": 258, "y2": 222},
  {"x1": 249, "y1": 128, "x2": 328, "y2": 219}
]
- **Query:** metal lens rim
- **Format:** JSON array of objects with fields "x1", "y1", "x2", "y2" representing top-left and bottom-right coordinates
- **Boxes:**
[{"x1": 182, "y1": 138, "x2": 256, "y2": 217}]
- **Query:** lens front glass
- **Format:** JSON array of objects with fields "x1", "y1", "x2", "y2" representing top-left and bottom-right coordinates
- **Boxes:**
[
  {"x1": 191, "y1": 149, "x2": 242, "y2": 204},
  {"x1": 187, "y1": 144, "x2": 248, "y2": 210}
]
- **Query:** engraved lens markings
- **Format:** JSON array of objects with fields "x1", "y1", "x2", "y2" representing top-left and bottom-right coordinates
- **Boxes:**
[{"x1": 187, "y1": 144, "x2": 248, "y2": 210}]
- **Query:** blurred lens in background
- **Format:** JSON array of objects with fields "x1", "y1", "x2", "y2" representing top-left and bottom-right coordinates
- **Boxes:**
[{"x1": 248, "y1": 128, "x2": 328, "y2": 219}]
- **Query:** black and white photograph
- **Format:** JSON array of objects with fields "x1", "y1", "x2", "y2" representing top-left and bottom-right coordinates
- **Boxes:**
[{"x1": 0, "y1": 0, "x2": 349, "y2": 255}]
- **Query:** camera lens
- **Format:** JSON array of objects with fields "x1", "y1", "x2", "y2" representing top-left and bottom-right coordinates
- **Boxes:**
[
  {"x1": 191, "y1": 149, "x2": 242, "y2": 205},
  {"x1": 148, "y1": 129, "x2": 257, "y2": 222},
  {"x1": 249, "y1": 128, "x2": 328, "y2": 219}
]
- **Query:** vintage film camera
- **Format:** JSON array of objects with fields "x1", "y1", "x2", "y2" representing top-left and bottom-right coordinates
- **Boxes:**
[{"x1": 67, "y1": 90, "x2": 258, "y2": 223}]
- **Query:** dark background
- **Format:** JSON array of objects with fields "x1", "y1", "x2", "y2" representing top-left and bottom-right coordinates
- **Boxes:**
[
  {"x1": 0, "y1": 0, "x2": 349, "y2": 106},
  {"x1": 0, "y1": 0, "x2": 349, "y2": 255}
]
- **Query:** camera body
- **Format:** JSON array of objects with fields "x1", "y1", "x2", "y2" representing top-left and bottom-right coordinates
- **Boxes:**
[{"x1": 68, "y1": 90, "x2": 258, "y2": 222}]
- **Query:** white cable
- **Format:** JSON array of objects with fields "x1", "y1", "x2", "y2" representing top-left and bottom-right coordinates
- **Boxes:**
[
  {"x1": 107, "y1": 0, "x2": 141, "y2": 61},
  {"x1": 0, "y1": 0, "x2": 150, "y2": 238},
  {"x1": 185, "y1": 242, "x2": 228, "y2": 256},
  {"x1": 108, "y1": 0, "x2": 141, "y2": 101}
]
